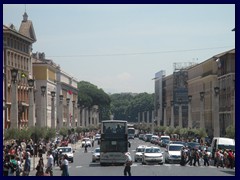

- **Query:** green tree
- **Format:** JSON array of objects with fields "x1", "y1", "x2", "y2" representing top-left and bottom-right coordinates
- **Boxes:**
[
  {"x1": 59, "y1": 127, "x2": 68, "y2": 138},
  {"x1": 225, "y1": 125, "x2": 235, "y2": 139},
  {"x1": 45, "y1": 128, "x2": 56, "y2": 141}
]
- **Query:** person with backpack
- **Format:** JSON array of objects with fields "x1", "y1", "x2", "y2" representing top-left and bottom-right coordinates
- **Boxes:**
[{"x1": 124, "y1": 152, "x2": 132, "y2": 176}]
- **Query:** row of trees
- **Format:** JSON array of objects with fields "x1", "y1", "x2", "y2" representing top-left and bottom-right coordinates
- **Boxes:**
[
  {"x1": 4, "y1": 125, "x2": 100, "y2": 143},
  {"x1": 135, "y1": 124, "x2": 235, "y2": 140}
]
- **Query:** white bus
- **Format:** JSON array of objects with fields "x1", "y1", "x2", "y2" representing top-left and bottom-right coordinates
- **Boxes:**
[
  {"x1": 127, "y1": 127, "x2": 135, "y2": 139},
  {"x1": 100, "y1": 120, "x2": 130, "y2": 165}
]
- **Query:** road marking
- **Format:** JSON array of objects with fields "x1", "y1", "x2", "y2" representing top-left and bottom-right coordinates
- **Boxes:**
[{"x1": 76, "y1": 166, "x2": 82, "y2": 168}]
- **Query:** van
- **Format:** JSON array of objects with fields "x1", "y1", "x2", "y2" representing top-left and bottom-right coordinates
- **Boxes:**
[{"x1": 211, "y1": 137, "x2": 235, "y2": 158}]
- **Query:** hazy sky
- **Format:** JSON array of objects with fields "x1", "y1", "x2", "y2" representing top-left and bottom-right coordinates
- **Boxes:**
[{"x1": 3, "y1": 4, "x2": 235, "y2": 94}]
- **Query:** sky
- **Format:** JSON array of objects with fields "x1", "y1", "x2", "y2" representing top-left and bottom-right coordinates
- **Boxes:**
[{"x1": 3, "y1": 4, "x2": 235, "y2": 94}]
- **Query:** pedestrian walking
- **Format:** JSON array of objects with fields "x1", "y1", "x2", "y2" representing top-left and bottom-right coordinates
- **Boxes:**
[
  {"x1": 36, "y1": 157, "x2": 44, "y2": 176},
  {"x1": 203, "y1": 150, "x2": 209, "y2": 166},
  {"x1": 61, "y1": 154, "x2": 69, "y2": 176},
  {"x1": 228, "y1": 150, "x2": 234, "y2": 169},
  {"x1": 45, "y1": 151, "x2": 53, "y2": 176},
  {"x1": 124, "y1": 152, "x2": 132, "y2": 176},
  {"x1": 23, "y1": 152, "x2": 31, "y2": 176}
]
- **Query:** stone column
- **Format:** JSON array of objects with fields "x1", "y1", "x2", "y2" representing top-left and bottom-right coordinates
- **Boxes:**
[
  {"x1": 58, "y1": 95, "x2": 64, "y2": 129},
  {"x1": 40, "y1": 86, "x2": 47, "y2": 127},
  {"x1": 10, "y1": 71, "x2": 18, "y2": 129},
  {"x1": 81, "y1": 107, "x2": 85, "y2": 127},
  {"x1": 66, "y1": 98, "x2": 70, "y2": 128},
  {"x1": 147, "y1": 111, "x2": 149, "y2": 127},
  {"x1": 163, "y1": 102, "x2": 167, "y2": 127},
  {"x1": 213, "y1": 87, "x2": 220, "y2": 137},
  {"x1": 86, "y1": 108, "x2": 89, "y2": 127},
  {"x1": 151, "y1": 110, "x2": 154, "y2": 133},
  {"x1": 178, "y1": 99, "x2": 182, "y2": 128},
  {"x1": 188, "y1": 95, "x2": 192, "y2": 128},
  {"x1": 142, "y1": 112, "x2": 145, "y2": 123},
  {"x1": 28, "y1": 83, "x2": 35, "y2": 127},
  {"x1": 51, "y1": 91, "x2": 56, "y2": 128},
  {"x1": 72, "y1": 101, "x2": 75, "y2": 128},
  {"x1": 170, "y1": 101, "x2": 174, "y2": 128},
  {"x1": 233, "y1": 80, "x2": 235, "y2": 127},
  {"x1": 200, "y1": 92, "x2": 205, "y2": 129},
  {"x1": 90, "y1": 107, "x2": 93, "y2": 125}
]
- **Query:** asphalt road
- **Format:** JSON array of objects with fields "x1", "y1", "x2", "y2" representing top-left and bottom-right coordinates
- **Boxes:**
[{"x1": 30, "y1": 138, "x2": 235, "y2": 176}]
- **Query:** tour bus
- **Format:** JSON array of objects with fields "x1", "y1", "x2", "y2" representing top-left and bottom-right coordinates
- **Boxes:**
[{"x1": 100, "y1": 120, "x2": 130, "y2": 165}]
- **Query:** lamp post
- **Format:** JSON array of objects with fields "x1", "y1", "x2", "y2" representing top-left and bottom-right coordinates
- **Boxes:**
[
  {"x1": 214, "y1": 87, "x2": 220, "y2": 137},
  {"x1": 41, "y1": 86, "x2": 46, "y2": 127},
  {"x1": 51, "y1": 91, "x2": 56, "y2": 128},
  {"x1": 163, "y1": 102, "x2": 167, "y2": 127},
  {"x1": 200, "y1": 91, "x2": 205, "y2": 129},
  {"x1": 188, "y1": 95, "x2": 192, "y2": 128},
  {"x1": 66, "y1": 98, "x2": 70, "y2": 128},
  {"x1": 72, "y1": 100, "x2": 75, "y2": 128},
  {"x1": 10, "y1": 68, "x2": 18, "y2": 129},
  {"x1": 28, "y1": 79, "x2": 35, "y2": 127},
  {"x1": 170, "y1": 100, "x2": 174, "y2": 128},
  {"x1": 58, "y1": 95, "x2": 64, "y2": 129}
]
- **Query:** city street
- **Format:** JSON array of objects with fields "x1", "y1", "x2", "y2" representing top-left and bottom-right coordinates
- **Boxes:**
[{"x1": 30, "y1": 138, "x2": 235, "y2": 176}]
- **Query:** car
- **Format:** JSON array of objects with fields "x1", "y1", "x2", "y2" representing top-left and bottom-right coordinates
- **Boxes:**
[
  {"x1": 165, "y1": 144, "x2": 184, "y2": 164},
  {"x1": 144, "y1": 134, "x2": 153, "y2": 142},
  {"x1": 94, "y1": 134, "x2": 101, "y2": 141},
  {"x1": 187, "y1": 142, "x2": 200, "y2": 150},
  {"x1": 169, "y1": 141, "x2": 187, "y2": 147},
  {"x1": 142, "y1": 146, "x2": 164, "y2": 165},
  {"x1": 134, "y1": 145, "x2": 146, "y2": 162},
  {"x1": 57, "y1": 146, "x2": 74, "y2": 163},
  {"x1": 82, "y1": 138, "x2": 92, "y2": 148},
  {"x1": 92, "y1": 147, "x2": 100, "y2": 162},
  {"x1": 159, "y1": 139, "x2": 170, "y2": 147},
  {"x1": 150, "y1": 135, "x2": 159, "y2": 144}
]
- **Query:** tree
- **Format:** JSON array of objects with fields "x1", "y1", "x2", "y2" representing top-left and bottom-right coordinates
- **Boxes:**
[
  {"x1": 59, "y1": 127, "x2": 68, "y2": 138},
  {"x1": 225, "y1": 125, "x2": 235, "y2": 139}
]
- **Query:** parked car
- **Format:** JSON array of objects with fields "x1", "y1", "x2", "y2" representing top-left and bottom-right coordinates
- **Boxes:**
[
  {"x1": 92, "y1": 147, "x2": 100, "y2": 162},
  {"x1": 169, "y1": 141, "x2": 187, "y2": 147},
  {"x1": 150, "y1": 135, "x2": 159, "y2": 144},
  {"x1": 187, "y1": 142, "x2": 200, "y2": 150},
  {"x1": 134, "y1": 145, "x2": 146, "y2": 162},
  {"x1": 165, "y1": 144, "x2": 184, "y2": 164},
  {"x1": 142, "y1": 146, "x2": 163, "y2": 165},
  {"x1": 57, "y1": 146, "x2": 74, "y2": 163},
  {"x1": 159, "y1": 139, "x2": 170, "y2": 147},
  {"x1": 144, "y1": 134, "x2": 153, "y2": 142},
  {"x1": 82, "y1": 138, "x2": 92, "y2": 148}
]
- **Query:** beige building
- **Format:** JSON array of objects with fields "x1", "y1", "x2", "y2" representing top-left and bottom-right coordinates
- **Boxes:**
[{"x1": 3, "y1": 12, "x2": 36, "y2": 129}]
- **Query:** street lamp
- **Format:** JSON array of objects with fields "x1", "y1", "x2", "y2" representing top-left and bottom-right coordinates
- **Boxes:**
[
  {"x1": 28, "y1": 79, "x2": 35, "y2": 127},
  {"x1": 199, "y1": 91, "x2": 205, "y2": 129},
  {"x1": 51, "y1": 91, "x2": 56, "y2": 128},
  {"x1": 10, "y1": 68, "x2": 19, "y2": 129},
  {"x1": 41, "y1": 86, "x2": 46, "y2": 127},
  {"x1": 188, "y1": 95, "x2": 192, "y2": 128},
  {"x1": 66, "y1": 98, "x2": 70, "y2": 128}
]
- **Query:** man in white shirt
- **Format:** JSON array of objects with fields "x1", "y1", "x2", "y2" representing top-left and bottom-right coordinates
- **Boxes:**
[
  {"x1": 46, "y1": 151, "x2": 54, "y2": 176},
  {"x1": 124, "y1": 152, "x2": 132, "y2": 176}
]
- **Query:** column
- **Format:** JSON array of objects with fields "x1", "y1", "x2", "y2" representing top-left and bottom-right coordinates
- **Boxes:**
[
  {"x1": 58, "y1": 95, "x2": 64, "y2": 129},
  {"x1": 157, "y1": 103, "x2": 160, "y2": 126},
  {"x1": 77, "y1": 104, "x2": 81, "y2": 127},
  {"x1": 178, "y1": 98, "x2": 182, "y2": 128},
  {"x1": 138, "y1": 112, "x2": 140, "y2": 125},
  {"x1": 81, "y1": 107, "x2": 85, "y2": 127},
  {"x1": 233, "y1": 80, "x2": 235, "y2": 127},
  {"x1": 90, "y1": 107, "x2": 93, "y2": 126},
  {"x1": 188, "y1": 95, "x2": 192, "y2": 129},
  {"x1": 147, "y1": 111, "x2": 149, "y2": 127},
  {"x1": 72, "y1": 101, "x2": 75, "y2": 128},
  {"x1": 66, "y1": 98, "x2": 70, "y2": 128},
  {"x1": 151, "y1": 110, "x2": 154, "y2": 133},
  {"x1": 170, "y1": 100, "x2": 174, "y2": 128},
  {"x1": 214, "y1": 87, "x2": 220, "y2": 137},
  {"x1": 10, "y1": 68, "x2": 18, "y2": 129},
  {"x1": 142, "y1": 112, "x2": 145, "y2": 123},
  {"x1": 28, "y1": 79, "x2": 35, "y2": 127},
  {"x1": 163, "y1": 102, "x2": 167, "y2": 127},
  {"x1": 51, "y1": 91, "x2": 56, "y2": 128},
  {"x1": 200, "y1": 91, "x2": 205, "y2": 129},
  {"x1": 40, "y1": 86, "x2": 47, "y2": 127},
  {"x1": 86, "y1": 108, "x2": 89, "y2": 127}
]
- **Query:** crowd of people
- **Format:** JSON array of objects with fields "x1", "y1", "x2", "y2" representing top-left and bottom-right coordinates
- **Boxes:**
[{"x1": 180, "y1": 146, "x2": 235, "y2": 169}]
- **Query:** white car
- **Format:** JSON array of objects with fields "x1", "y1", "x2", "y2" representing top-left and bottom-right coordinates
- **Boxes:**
[
  {"x1": 165, "y1": 144, "x2": 184, "y2": 164},
  {"x1": 134, "y1": 145, "x2": 146, "y2": 162},
  {"x1": 57, "y1": 146, "x2": 74, "y2": 163},
  {"x1": 82, "y1": 138, "x2": 92, "y2": 148},
  {"x1": 92, "y1": 147, "x2": 100, "y2": 162},
  {"x1": 142, "y1": 146, "x2": 163, "y2": 165}
]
